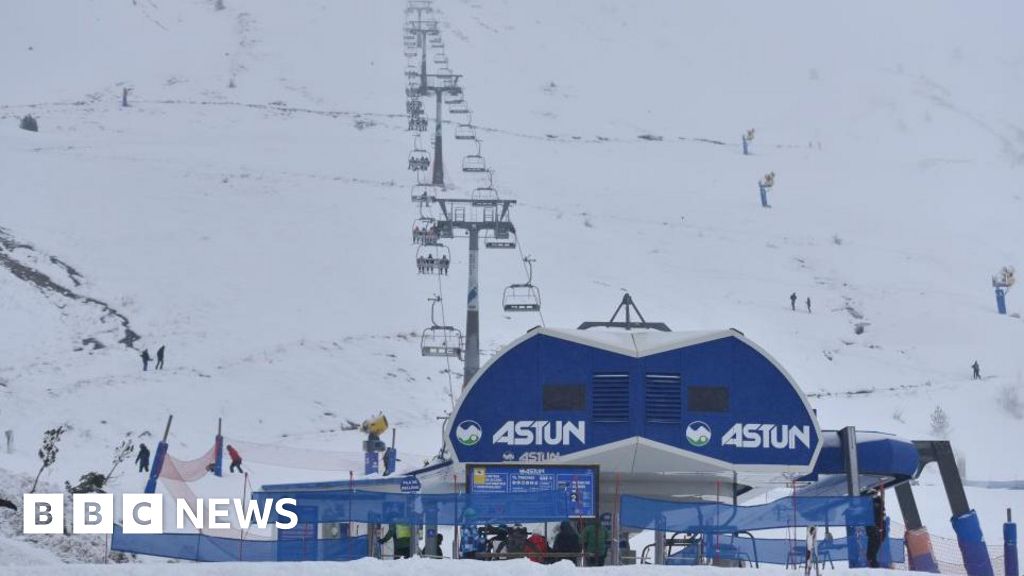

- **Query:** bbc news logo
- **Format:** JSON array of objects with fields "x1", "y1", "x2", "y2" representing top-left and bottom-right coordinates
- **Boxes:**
[{"x1": 23, "y1": 494, "x2": 298, "y2": 534}]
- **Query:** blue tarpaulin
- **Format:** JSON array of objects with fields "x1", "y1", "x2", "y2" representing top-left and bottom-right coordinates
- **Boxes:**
[
  {"x1": 110, "y1": 525, "x2": 369, "y2": 562},
  {"x1": 620, "y1": 495, "x2": 874, "y2": 532}
]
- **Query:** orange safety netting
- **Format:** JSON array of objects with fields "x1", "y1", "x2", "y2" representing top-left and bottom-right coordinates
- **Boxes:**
[{"x1": 890, "y1": 520, "x2": 1007, "y2": 576}]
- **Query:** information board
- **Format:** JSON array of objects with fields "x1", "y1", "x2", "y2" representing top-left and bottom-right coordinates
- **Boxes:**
[{"x1": 465, "y1": 464, "x2": 599, "y2": 519}]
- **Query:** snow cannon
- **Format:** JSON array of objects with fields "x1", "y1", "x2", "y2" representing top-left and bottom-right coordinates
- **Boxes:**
[
  {"x1": 993, "y1": 266, "x2": 1015, "y2": 315},
  {"x1": 361, "y1": 413, "x2": 389, "y2": 475},
  {"x1": 360, "y1": 413, "x2": 389, "y2": 437}
]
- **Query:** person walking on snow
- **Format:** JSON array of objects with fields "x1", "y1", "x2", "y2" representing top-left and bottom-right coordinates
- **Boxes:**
[
  {"x1": 790, "y1": 292, "x2": 797, "y2": 311},
  {"x1": 136, "y1": 443, "x2": 151, "y2": 473},
  {"x1": 227, "y1": 444, "x2": 244, "y2": 474},
  {"x1": 806, "y1": 297, "x2": 812, "y2": 313},
  {"x1": 972, "y1": 361, "x2": 981, "y2": 380},
  {"x1": 155, "y1": 345, "x2": 165, "y2": 370},
  {"x1": 140, "y1": 349, "x2": 151, "y2": 371}
]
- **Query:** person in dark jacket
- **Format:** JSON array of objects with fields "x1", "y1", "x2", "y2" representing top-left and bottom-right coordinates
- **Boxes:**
[
  {"x1": 865, "y1": 489, "x2": 886, "y2": 568},
  {"x1": 972, "y1": 361, "x2": 981, "y2": 380},
  {"x1": 227, "y1": 444, "x2": 244, "y2": 474},
  {"x1": 806, "y1": 297, "x2": 812, "y2": 313},
  {"x1": 140, "y1": 349, "x2": 151, "y2": 371},
  {"x1": 136, "y1": 443, "x2": 151, "y2": 473},
  {"x1": 790, "y1": 292, "x2": 798, "y2": 311},
  {"x1": 155, "y1": 345, "x2": 165, "y2": 370},
  {"x1": 552, "y1": 520, "x2": 582, "y2": 565},
  {"x1": 422, "y1": 533, "x2": 443, "y2": 558}
]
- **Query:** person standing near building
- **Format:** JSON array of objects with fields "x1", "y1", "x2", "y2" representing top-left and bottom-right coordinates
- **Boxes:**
[
  {"x1": 581, "y1": 517, "x2": 610, "y2": 566},
  {"x1": 379, "y1": 523, "x2": 412, "y2": 558},
  {"x1": 136, "y1": 443, "x2": 151, "y2": 473},
  {"x1": 866, "y1": 489, "x2": 886, "y2": 568},
  {"x1": 552, "y1": 520, "x2": 582, "y2": 565}
]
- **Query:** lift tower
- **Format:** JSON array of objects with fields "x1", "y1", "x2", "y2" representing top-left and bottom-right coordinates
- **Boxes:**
[
  {"x1": 417, "y1": 73, "x2": 461, "y2": 188},
  {"x1": 429, "y1": 197, "x2": 517, "y2": 386}
]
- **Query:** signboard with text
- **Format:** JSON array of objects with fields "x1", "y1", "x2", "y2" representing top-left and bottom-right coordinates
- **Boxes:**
[{"x1": 465, "y1": 464, "x2": 599, "y2": 519}]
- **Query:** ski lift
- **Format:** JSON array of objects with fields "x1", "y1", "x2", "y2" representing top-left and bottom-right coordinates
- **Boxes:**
[
  {"x1": 407, "y1": 98, "x2": 423, "y2": 115},
  {"x1": 405, "y1": 86, "x2": 422, "y2": 98},
  {"x1": 411, "y1": 180, "x2": 440, "y2": 203},
  {"x1": 462, "y1": 141, "x2": 487, "y2": 173},
  {"x1": 471, "y1": 171, "x2": 499, "y2": 205},
  {"x1": 405, "y1": 65, "x2": 420, "y2": 78},
  {"x1": 433, "y1": 51, "x2": 448, "y2": 65},
  {"x1": 485, "y1": 227, "x2": 516, "y2": 249},
  {"x1": 449, "y1": 101, "x2": 470, "y2": 115},
  {"x1": 408, "y1": 136, "x2": 430, "y2": 172},
  {"x1": 413, "y1": 217, "x2": 439, "y2": 245},
  {"x1": 444, "y1": 92, "x2": 464, "y2": 105},
  {"x1": 421, "y1": 296, "x2": 463, "y2": 358},
  {"x1": 503, "y1": 257, "x2": 541, "y2": 312},
  {"x1": 408, "y1": 115, "x2": 428, "y2": 132},
  {"x1": 416, "y1": 243, "x2": 451, "y2": 275},
  {"x1": 429, "y1": 36, "x2": 443, "y2": 48},
  {"x1": 455, "y1": 120, "x2": 476, "y2": 140}
]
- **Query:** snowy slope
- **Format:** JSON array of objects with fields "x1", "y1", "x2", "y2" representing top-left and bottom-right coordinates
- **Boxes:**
[{"x1": 1, "y1": 0, "x2": 1023, "y2": 564}]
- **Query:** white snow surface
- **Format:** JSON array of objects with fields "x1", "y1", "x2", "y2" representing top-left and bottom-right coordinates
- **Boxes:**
[{"x1": 1, "y1": 0, "x2": 1023, "y2": 567}]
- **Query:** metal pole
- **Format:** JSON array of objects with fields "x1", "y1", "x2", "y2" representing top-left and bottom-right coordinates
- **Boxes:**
[
  {"x1": 431, "y1": 90, "x2": 444, "y2": 188},
  {"x1": 162, "y1": 415, "x2": 174, "y2": 443},
  {"x1": 464, "y1": 227, "x2": 480, "y2": 387}
]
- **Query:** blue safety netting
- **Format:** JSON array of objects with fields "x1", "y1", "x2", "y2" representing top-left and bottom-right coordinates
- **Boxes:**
[
  {"x1": 620, "y1": 495, "x2": 874, "y2": 532},
  {"x1": 111, "y1": 525, "x2": 369, "y2": 562},
  {"x1": 252, "y1": 489, "x2": 579, "y2": 525},
  {"x1": 665, "y1": 533, "x2": 906, "y2": 566}
]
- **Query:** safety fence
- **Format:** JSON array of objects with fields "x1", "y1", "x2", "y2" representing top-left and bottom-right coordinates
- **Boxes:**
[{"x1": 111, "y1": 525, "x2": 369, "y2": 562}]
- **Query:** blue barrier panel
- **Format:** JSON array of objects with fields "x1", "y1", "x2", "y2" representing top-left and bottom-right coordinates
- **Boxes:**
[
  {"x1": 952, "y1": 510, "x2": 995, "y2": 576},
  {"x1": 110, "y1": 525, "x2": 368, "y2": 562},
  {"x1": 1005, "y1": 520, "x2": 1018, "y2": 576},
  {"x1": 619, "y1": 495, "x2": 873, "y2": 533},
  {"x1": 251, "y1": 489, "x2": 574, "y2": 525},
  {"x1": 666, "y1": 534, "x2": 905, "y2": 566}
]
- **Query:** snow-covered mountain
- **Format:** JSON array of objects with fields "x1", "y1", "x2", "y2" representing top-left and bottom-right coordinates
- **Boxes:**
[{"x1": 1, "y1": 0, "x2": 1022, "y2": 564}]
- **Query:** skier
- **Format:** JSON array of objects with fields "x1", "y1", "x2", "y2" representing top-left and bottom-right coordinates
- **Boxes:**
[
  {"x1": 140, "y1": 349, "x2": 151, "y2": 371},
  {"x1": 155, "y1": 345, "x2": 165, "y2": 370},
  {"x1": 440, "y1": 255, "x2": 449, "y2": 276},
  {"x1": 552, "y1": 520, "x2": 582, "y2": 565},
  {"x1": 790, "y1": 292, "x2": 798, "y2": 311},
  {"x1": 865, "y1": 489, "x2": 886, "y2": 568},
  {"x1": 806, "y1": 297, "x2": 812, "y2": 313},
  {"x1": 379, "y1": 523, "x2": 412, "y2": 558},
  {"x1": 971, "y1": 361, "x2": 981, "y2": 380},
  {"x1": 136, "y1": 443, "x2": 151, "y2": 473},
  {"x1": 581, "y1": 517, "x2": 610, "y2": 566},
  {"x1": 226, "y1": 444, "x2": 244, "y2": 474}
]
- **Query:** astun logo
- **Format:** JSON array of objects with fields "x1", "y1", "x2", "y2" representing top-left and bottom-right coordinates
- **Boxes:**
[
  {"x1": 686, "y1": 421, "x2": 712, "y2": 447},
  {"x1": 492, "y1": 421, "x2": 585, "y2": 446},
  {"x1": 721, "y1": 423, "x2": 812, "y2": 450},
  {"x1": 456, "y1": 420, "x2": 482, "y2": 446}
]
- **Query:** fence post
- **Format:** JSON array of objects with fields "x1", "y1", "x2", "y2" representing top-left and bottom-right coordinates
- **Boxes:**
[{"x1": 654, "y1": 515, "x2": 666, "y2": 565}]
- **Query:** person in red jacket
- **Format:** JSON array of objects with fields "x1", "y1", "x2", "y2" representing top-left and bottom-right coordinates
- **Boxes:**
[
  {"x1": 525, "y1": 528, "x2": 550, "y2": 564},
  {"x1": 226, "y1": 444, "x2": 244, "y2": 474}
]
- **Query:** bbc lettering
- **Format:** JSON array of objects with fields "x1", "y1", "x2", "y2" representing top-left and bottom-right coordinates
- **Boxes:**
[{"x1": 23, "y1": 494, "x2": 298, "y2": 534}]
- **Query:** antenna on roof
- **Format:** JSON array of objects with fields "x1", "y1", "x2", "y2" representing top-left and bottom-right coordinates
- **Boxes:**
[{"x1": 577, "y1": 293, "x2": 671, "y2": 332}]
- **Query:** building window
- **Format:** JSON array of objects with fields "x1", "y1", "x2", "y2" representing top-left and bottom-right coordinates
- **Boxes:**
[
  {"x1": 688, "y1": 386, "x2": 729, "y2": 412},
  {"x1": 543, "y1": 385, "x2": 585, "y2": 411}
]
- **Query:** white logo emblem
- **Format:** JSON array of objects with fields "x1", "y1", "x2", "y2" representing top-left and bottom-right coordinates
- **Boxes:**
[
  {"x1": 686, "y1": 421, "x2": 712, "y2": 447},
  {"x1": 455, "y1": 421, "x2": 482, "y2": 446}
]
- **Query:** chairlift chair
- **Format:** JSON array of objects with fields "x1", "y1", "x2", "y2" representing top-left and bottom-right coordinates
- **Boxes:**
[
  {"x1": 408, "y1": 136, "x2": 431, "y2": 172},
  {"x1": 415, "y1": 243, "x2": 451, "y2": 275},
  {"x1": 485, "y1": 229, "x2": 516, "y2": 249},
  {"x1": 421, "y1": 297, "x2": 463, "y2": 358},
  {"x1": 405, "y1": 65, "x2": 420, "y2": 78},
  {"x1": 444, "y1": 92, "x2": 464, "y2": 105},
  {"x1": 455, "y1": 121, "x2": 476, "y2": 140},
  {"x1": 433, "y1": 51, "x2": 448, "y2": 65},
  {"x1": 502, "y1": 258, "x2": 541, "y2": 312},
  {"x1": 471, "y1": 172, "x2": 499, "y2": 205},
  {"x1": 413, "y1": 216, "x2": 439, "y2": 245},
  {"x1": 411, "y1": 182, "x2": 439, "y2": 203},
  {"x1": 449, "y1": 101, "x2": 470, "y2": 115},
  {"x1": 462, "y1": 141, "x2": 487, "y2": 173}
]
